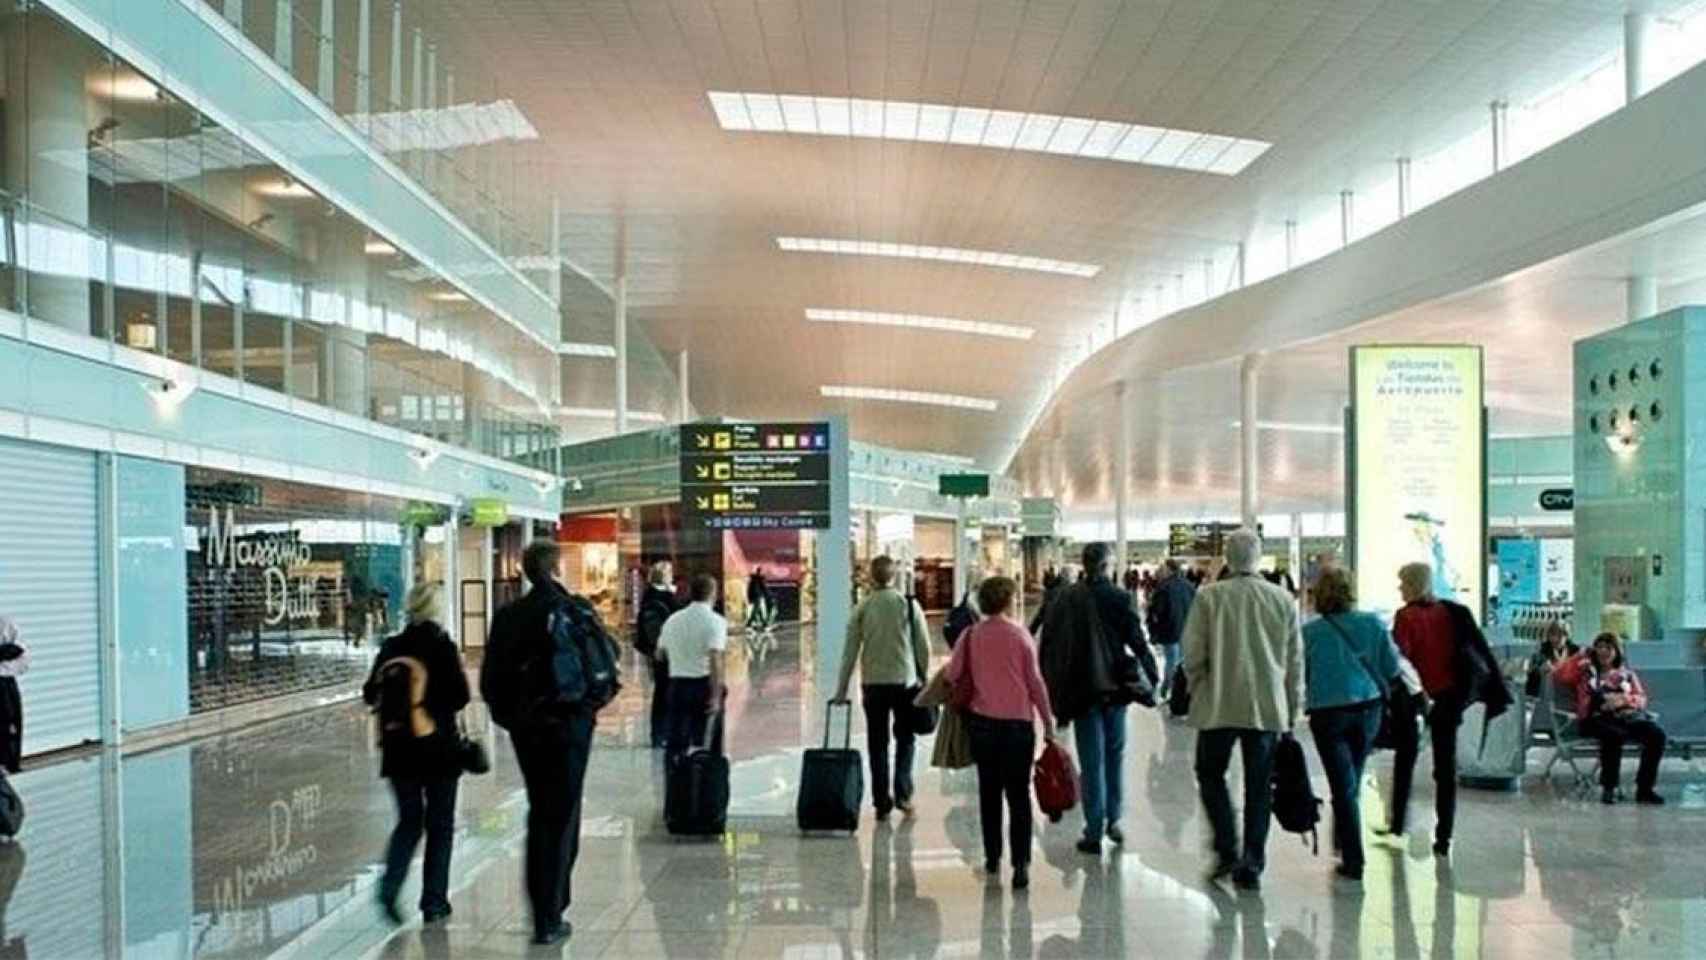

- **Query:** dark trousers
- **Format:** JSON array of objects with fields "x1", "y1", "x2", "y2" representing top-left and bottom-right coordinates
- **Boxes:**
[
  {"x1": 648, "y1": 658, "x2": 671, "y2": 748},
  {"x1": 664, "y1": 676, "x2": 717, "y2": 764},
  {"x1": 514, "y1": 714, "x2": 594, "y2": 937},
  {"x1": 1309, "y1": 701, "x2": 1382, "y2": 874},
  {"x1": 968, "y1": 714, "x2": 1036, "y2": 868},
  {"x1": 1582, "y1": 714, "x2": 1667, "y2": 791},
  {"x1": 1195, "y1": 728, "x2": 1280, "y2": 874},
  {"x1": 862, "y1": 684, "x2": 917, "y2": 813},
  {"x1": 380, "y1": 775, "x2": 459, "y2": 913},
  {"x1": 1390, "y1": 693, "x2": 1463, "y2": 840}
]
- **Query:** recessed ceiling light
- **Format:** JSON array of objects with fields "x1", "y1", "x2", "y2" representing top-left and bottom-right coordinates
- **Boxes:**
[
  {"x1": 87, "y1": 73, "x2": 161, "y2": 102},
  {"x1": 707, "y1": 92, "x2": 1271, "y2": 175},
  {"x1": 364, "y1": 239, "x2": 398, "y2": 256},
  {"x1": 557, "y1": 342, "x2": 617, "y2": 358},
  {"x1": 821, "y1": 385, "x2": 998, "y2": 412},
  {"x1": 557, "y1": 406, "x2": 668, "y2": 423},
  {"x1": 805, "y1": 308, "x2": 1034, "y2": 341},
  {"x1": 428, "y1": 290, "x2": 470, "y2": 303},
  {"x1": 1229, "y1": 420, "x2": 1344, "y2": 435},
  {"x1": 778, "y1": 237, "x2": 1099, "y2": 277}
]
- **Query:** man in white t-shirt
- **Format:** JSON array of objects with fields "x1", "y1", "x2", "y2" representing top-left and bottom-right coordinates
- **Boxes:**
[{"x1": 658, "y1": 575, "x2": 728, "y2": 763}]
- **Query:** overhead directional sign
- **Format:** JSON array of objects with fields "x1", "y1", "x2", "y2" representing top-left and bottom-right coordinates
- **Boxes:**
[{"x1": 681, "y1": 423, "x2": 832, "y2": 529}]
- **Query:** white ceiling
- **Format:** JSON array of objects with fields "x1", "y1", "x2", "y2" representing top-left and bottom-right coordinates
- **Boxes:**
[
  {"x1": 1010, "y1": 198, "x2": 1706, "y2": 527},
  {"x1": 441, "y1": 0, "x2": 1696, "y2": 468}
]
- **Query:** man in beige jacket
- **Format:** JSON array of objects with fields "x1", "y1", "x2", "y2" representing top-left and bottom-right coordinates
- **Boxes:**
[
  {"x1": 1181, "y1": 528, "x2": 1304, "y2": 891},
  {"x1": 834, "y1": 555, "x2": 931, "y2": 820}
]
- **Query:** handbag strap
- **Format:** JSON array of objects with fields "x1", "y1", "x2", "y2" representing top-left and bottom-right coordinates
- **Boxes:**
[{"x1": 1322, "y1": 614, "x2": 1389, "y2": 699}]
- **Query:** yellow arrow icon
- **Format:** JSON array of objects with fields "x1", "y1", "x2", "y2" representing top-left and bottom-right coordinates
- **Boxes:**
[
  {"x1": 695, "y1": 496, "x2": 709, "y2": 509},
  {"x1": 695, "y1": 434, "x2": 709, "y2": 449},
  {"x1": 695, "y1": 464, "x2": 709, "y2": 479}
]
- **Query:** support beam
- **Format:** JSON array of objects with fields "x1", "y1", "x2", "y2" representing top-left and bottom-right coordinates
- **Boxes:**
[
  {"x1": 356, "y1": 0, "x2": 372, "y2": 114},
  {"x1": 1240, "y1": 354, "x2": 1262, "y2": 529},
  {"x1": 614, "y1": 275, "x2": 628, "y2": 435},
  {"x1": 1626, "y1": 275, "x2": 1658, "y2": 324},
  {"x1": 274, "y1": 0, "x2": 293, "y2": 69},
  {"x1": 678, "y1": 350, "x2": 691, "y2": 423},
  {"x1": 1115, "y1": 380, "x2": 1130, "y2": 576},
  {"x1": 1490, "y1": 100, "x2": 1509, "y2": 173},
  {"x1": 1626, "y1": 12, "x2": 1652, "y2": 103},
  {"x1": 1396, "y1": 157, "x2": 1412, "y2": 218},
  {"x1": 317, "y1": 0, "x2": 335, "y2": 102},
  {"x1": 388, "y1": 2, "x2": 403, "y2": 108},
  {"x1": 1284, "y1": 220, "x2": 1298, "y2": 270},
  {"x1": 1235, "y1": 241, "x2": 1246, "y2": 288},
  {"x1": 1339, "y1": 190, "x2": 1355, "y2": 247}
]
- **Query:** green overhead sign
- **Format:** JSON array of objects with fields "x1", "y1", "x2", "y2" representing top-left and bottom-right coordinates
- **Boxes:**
[
  {"x1": 469, "y1": 498, "x2": 509, "y2": 527},
  {"x1": 938, "y1": 473, "x2": 990, "y2": 498}
]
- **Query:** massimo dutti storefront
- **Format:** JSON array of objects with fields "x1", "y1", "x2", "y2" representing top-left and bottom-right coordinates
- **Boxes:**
[{"x1": 185, "y1": 468, "x2": 438, "y2": 714}]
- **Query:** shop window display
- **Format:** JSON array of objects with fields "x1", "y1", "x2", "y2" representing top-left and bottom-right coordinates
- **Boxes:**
[{"x1": 186, "y1": 470, "x2": 407, "y2": 713}]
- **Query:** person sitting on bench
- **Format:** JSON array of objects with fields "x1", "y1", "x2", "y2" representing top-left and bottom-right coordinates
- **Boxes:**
[{"x1": 1573, "y1": 632, "x2": 1666, "y2": 806}]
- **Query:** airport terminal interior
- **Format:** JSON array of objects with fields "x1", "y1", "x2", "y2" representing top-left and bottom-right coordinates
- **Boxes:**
[{"x1": 5, "y1": 0, "x2": 1706, "y2": 957}]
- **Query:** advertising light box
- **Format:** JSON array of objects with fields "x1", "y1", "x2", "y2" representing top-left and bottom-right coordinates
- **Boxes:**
[{"x1": 1350, "y1": 345, "x2": 1485, "y2": 621}]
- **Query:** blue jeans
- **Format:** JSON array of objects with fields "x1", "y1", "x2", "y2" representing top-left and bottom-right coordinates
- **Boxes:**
[
  {"x1": 1157, "y1": 644, "x2": 1181, "y2": 697},
  {"x1": 1073, "y1": 703, "x2": 1128, "y2": 840},
  {"x1": 1309, "y1": 701, "x2": 1382, "y2": 874},
  {"x1": 1195, "y1": 729, "x2": 1280, "y2": 874}
]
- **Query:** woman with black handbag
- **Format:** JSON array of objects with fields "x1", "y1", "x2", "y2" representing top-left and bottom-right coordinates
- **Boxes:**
[
  {"x1": 364, "y1": 582, "x2": 475, "y2": 926},
  {"x1": 1302, "y1": 568, "x2": 1405, "y2": 883}
]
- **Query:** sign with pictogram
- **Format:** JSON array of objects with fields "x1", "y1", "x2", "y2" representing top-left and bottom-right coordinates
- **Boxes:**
[{"x1": 680, "y1": 423, "x2": 831, "y2": 529}]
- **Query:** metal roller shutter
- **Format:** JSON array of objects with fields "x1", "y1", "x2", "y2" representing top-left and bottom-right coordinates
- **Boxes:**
[{"x1": 0, "y1": 437, "x2": 102, "y2": 754}]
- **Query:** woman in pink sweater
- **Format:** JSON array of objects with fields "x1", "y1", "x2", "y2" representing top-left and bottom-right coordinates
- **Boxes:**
[{"x1": 945, "y1": 576, "x2": 1058, "y2": 890}]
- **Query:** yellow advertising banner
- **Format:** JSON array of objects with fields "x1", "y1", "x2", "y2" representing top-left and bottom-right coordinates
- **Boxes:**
[{"x1": 1351, "y1": 345, "x2": 1485, "y2": 621}]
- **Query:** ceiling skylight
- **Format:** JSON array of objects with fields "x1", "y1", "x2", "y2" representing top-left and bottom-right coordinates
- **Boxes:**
[
  {"x1": 777, "y1": 237, "x2": 1100, "y2": 278},
  {"x1": 558, "y1": 407, "x2": 668, "y2": 423},
  {"x1": 821, "y1": 385, "x2": 998, "y2": 412},
  {"x1": 557, "y1": 342, "x2": 617, "y2": 358},
  {"x1": 805, "y1": 308, "x2": 1034, "y2": 341},
  {"x1": 708, "y1": 92, "x2": 1270, "y2": 176}
]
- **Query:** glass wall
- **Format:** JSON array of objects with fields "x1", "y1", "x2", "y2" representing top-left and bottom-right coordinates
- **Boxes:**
[
  {"x1": 185, "y1": 468, "x2": 408, "y2": 713},
  {"x1": 0, "y1": 5, "x2": 557, "y2": 462}
]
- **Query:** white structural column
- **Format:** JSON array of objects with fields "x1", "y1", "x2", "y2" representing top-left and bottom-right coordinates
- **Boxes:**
[
  {"x1": 1115, "y1": 381, "x2": 1130, "y2": 569},
  {"x1": 614, "y1": 275, "x2": 629, "y2": 435},
  {"x1": 316, "y1": 0, "x2": 335, "y2": 102},
  {"x1": 1626, "y1": 12, "x2": 1653, "y2": 102},
  {"x1": 1284, "y1": 220, "x2": 1298, "y2": 269},
  {"x1": 426, "y1": 44, "x2": 438, "y2": 113},
  {"x1": 1202, "y1": 258, "x2": 1215, "y2": 299},
  {"x1": 549, "y1": 196, "x2": 563, "y2": 304},
  {"x1": 356, "y1": 0, "x2": 372, "y2": 114},
  {"x1": 953, "y1": 497, "x2": 969, "y2": 602},
  {"x1": 1235, "y1": 242, "x2": 1247, "y2": 288},
  {"x1": 678, "y1": 350, "x2": 691, "y2": 423},
  {"x1": 274, "y1": 0, "x2": 293, "y2": 67},
  {"x1": 1339, "y1": 191, "x2": 1355, "y2": 247},
  {"x1": 411, "y1": 29, "x2": 425, "y2": 111},
  {"x1": 223, "y1": 0, "x2": 244, "y2": 28},
  {"x1": 1288, "y1": 513, "x2": 1303, "y2": 591},
  {"x1": 1490, "y1": 101, "x2": 1509, "y2": 173},
  {"x1": 1627, "y1": 275, "x2": 1658, "y2": 323},
  {"x1": 388, "y1": 2, "x2": 404, "y2": 107},
  {"x1": 1240, "y1": 354, "x2": 1262, "y2": 530},
  {"x1": 1396, "y1": 157, "x2": 1413, "y2": 218}
]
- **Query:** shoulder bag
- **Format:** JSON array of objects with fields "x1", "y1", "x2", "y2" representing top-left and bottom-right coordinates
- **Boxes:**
[{"x1": 1322, "y1": 614, "x2": 1419, "y2": 751}]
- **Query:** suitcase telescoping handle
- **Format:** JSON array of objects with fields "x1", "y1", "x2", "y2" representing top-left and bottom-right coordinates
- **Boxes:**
[{"x1": 825, "y1": 698, "x2": 854, "y2": 750}]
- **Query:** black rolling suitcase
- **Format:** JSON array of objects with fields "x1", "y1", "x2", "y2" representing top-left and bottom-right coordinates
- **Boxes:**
[
  {"x1": 665, "y1": 714, "x2": 729, "y2": 837},
  {"x1": 797, "y1": 699, "x2": 863, "y2": 833}
]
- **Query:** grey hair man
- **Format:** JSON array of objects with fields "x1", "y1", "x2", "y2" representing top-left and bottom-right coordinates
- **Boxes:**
[{"x1": 1181, "y1": 528, "x2": 1303, "y2": 891}]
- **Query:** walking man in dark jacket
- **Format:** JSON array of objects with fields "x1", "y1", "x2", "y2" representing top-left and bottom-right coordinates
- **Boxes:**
[
  {"x1": 636, "y1": 561, "x2": 683, "y2": 749},
  {"x1": 1147, "y1": 558, "x2": 1196, "y2": 699},
  {"x1": 1040, "y1": 542, "x2": 1159, "y2": 855},
  {"x1": 480, "y1": 541, "x2": 612, "y2": 947}
]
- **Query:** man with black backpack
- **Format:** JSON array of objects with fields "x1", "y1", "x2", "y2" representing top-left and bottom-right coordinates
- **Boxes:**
[{"x1": 481, "y1": 541, "x2": 621, "y2": 947}]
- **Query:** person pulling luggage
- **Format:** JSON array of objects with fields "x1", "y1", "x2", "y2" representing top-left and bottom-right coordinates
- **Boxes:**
[
  {"x1": 658, "y1": 575, "x2": 728, "y2": 767},
  {"x1": 834, "y1": 556, "x2": 931, "y2": 821}
]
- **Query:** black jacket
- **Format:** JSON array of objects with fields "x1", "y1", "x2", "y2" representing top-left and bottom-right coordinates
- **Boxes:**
[
  {"x1": 363, "y1": 620, "x2": 470, "y2": 780},
  {"x1": 636, "y1": 584, "x2": 681, "y2": 656},
  {"x1": 1444, "y1": 599, "x2": 1513, "y2": 719},
  {"x1": 1038, "y1": 576, "x2": 1160, "y2": 723},
  {"x1": 1147, "y1": 575, "x2": 1196, "y2": 647},
  {"x1": 481, "y1": 579, "x2": 592, "y2": 733}
]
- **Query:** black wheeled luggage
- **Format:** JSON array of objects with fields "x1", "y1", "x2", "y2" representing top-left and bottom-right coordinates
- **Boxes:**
[
  {"x1": 797, "y1": 699, "x2": 863, "y2": 833},
  {"x1": 665, "y1": 714, "x2": 729, "y2": 837}
]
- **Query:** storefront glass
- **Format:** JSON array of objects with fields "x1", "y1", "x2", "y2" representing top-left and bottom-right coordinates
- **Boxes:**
[{"x1": 185, "y1": 469, "x2": 406, "y2": 714}]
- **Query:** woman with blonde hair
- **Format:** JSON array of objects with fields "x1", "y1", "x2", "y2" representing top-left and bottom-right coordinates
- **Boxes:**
[{"x1": 363, "y1": 581, "x2": 471, "y2": 925}]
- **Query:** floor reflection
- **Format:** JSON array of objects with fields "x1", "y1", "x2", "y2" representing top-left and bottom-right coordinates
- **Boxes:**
[{"x1": 0, "y1": 624, "x2": 1702, "y2": 957}]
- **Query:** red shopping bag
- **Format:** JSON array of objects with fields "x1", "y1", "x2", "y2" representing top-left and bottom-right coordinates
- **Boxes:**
[{"x1": 1034, "y1": 739, "x2": 1079, "y2": 823}]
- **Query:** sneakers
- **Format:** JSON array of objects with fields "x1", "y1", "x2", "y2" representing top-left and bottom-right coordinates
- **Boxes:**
[
  {"x1": 1636, "y1": 790, "x2": 1666, "y2": 805},
  {"x1": 1232, "y1": 867, "x2": 1262, "y2": 892},
  {"x1": 1012, "y1": 866, "x2": 1030, "y2": 891},
  {"x1": 1075, "y1": 837, "x2": 1102, "y2": 856},
  {"x1": 1106, "y1": 823, "x2": 1125, "y2": 846}
]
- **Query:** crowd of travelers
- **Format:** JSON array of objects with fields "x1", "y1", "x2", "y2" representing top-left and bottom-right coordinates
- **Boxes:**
[{"x1": 333, "y1": 529, "x2": 1673, "y2": 945}]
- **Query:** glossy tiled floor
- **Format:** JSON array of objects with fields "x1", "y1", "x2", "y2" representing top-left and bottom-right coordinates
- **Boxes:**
[{"x1": 8, "y1": 625, "x2": 1706, "y2": 959}]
